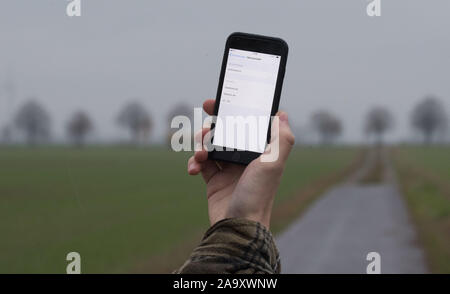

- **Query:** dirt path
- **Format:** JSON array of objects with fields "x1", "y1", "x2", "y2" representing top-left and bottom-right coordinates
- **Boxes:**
[{"x1": 276, "y1": 149, "x2": 428, "y2": 274}]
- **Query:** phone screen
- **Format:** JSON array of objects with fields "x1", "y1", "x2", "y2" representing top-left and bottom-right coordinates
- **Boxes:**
[{"x1": 213, "y1": 48, "x2": 281, "y2": 153}]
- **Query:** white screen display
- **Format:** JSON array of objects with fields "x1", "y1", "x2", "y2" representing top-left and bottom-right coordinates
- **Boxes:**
[{"x1": 213, "y1": 48, "x2": 281, "y2": 153}]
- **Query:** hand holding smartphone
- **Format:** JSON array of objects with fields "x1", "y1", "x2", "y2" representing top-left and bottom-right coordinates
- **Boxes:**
[{"x1": 209, "y1": 32, "x2": 289, "y2": 165}]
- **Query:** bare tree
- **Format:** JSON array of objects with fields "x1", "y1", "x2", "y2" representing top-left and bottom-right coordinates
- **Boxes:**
[
  {"x1": 1, "y1": 125, "x2": 13, "y2": 144},
  {"x1": 311, "y1": 110, "x2": 342, "y2": 145},
  {"x1": 117, "y1": 101, "x2": 152, "y2": 144},
  {"x1": 67, "y1": 111, "x2": 93, "y2": 146},
  {"x1": 364, "y1": 106, "x2": 393, "y2": 145},
  {"x1": 411, "y1": 96, "x2": 448, "y2": 144},
  {"x1": 166, "y1": 103, "x2": 193, "y2": 146},
  {"x1": 14, "y1": 100, "x2": 51, "y2": 145}
]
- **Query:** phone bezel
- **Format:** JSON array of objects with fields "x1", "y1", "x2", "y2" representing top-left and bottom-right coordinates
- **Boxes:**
[{"x1": 208, "y1": 32, "x2": 289, "y2": 165}]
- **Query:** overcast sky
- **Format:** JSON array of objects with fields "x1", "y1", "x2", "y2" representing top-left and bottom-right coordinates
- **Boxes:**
[{"x1": 0, "y1": 0, "x2": 449, "y2": 143}]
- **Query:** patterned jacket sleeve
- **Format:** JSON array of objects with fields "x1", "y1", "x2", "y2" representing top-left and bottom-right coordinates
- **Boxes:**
[{"x1": 174, "y1": 218, "x2": 280, "y2": 274}]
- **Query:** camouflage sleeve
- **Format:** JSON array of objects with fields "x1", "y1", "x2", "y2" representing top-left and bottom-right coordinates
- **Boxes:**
[{"x1": 174, "y1": 218, "x2": 280, "y2": 274}]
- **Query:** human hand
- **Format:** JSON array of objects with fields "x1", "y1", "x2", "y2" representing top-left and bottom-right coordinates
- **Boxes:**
[{"x1": 188, "y1": 99, "x2": 295, "y2": 229}]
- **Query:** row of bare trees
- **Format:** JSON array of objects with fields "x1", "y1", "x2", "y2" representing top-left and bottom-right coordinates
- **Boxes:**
[
  {"x1": 305, "y1": 95, "x2": 447, "y2": 145},
  {"x1": 2, "y1": 100, "x2": 155, "y2": 146},
  {"x1": 1, "y1": 95, "x2": 448, "y2": 146},
  {"x1": 363, "y1": 96, "x2": 448, "y2": 144}
]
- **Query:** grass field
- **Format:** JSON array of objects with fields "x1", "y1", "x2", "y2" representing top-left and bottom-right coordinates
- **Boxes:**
[
  {"x1": 0, "y1": 146, "x2": 358, "y2": 273},
  {"x1": 393, "y1": 146, "x2": 450, "y2": 273}
]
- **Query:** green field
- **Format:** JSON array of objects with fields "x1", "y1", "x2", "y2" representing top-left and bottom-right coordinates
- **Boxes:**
[
  {"x1": 0, "y1": 146, "x2": 358, "y2": 273},
  {"x1": 393, "y1": 146, "x2": 450, "y2": 273}
]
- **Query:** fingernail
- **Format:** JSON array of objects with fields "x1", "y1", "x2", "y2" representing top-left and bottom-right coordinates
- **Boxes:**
[
  {"x1": 188, "y1": 163, "x2": 194, "y2": 172},
  {"x1": 279, "y1": 112, "x2": 288, "y2": 122}
]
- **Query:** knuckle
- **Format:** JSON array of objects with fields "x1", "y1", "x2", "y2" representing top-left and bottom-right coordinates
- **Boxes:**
[
  {"x1": 281, "y1": 129, "x2": 295, "y2": 146},
  {"x1": 258, "y1": 159, "x2": 284, "y2": 174},
  {"x1": 286, "y1": 133, "x2": 295, "y2": 146}
]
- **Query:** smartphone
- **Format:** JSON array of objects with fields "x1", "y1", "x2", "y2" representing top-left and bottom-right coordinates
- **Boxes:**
[{"x1": 208, "y1": 32, "x2": 289, "y2": 165}]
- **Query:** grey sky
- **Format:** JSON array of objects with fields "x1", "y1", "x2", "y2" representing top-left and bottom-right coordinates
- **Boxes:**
[{"x1": 0, "y1": 0, "x2": 449, "y2": 143}]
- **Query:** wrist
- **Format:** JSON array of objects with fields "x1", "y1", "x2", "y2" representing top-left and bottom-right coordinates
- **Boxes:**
[{"x1": 225, "y1": 210, "x2": 272, "y2": 230}]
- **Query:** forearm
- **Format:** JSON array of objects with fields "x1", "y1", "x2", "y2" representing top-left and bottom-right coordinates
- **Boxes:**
[{"x1": 174, "y1": 218, "x2": 280, "y2": 274}]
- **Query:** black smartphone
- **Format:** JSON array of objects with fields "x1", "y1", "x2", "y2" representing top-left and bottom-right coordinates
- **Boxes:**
[{"x1": 208, "y1": 32, "x2": 289, "y2": 165}]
